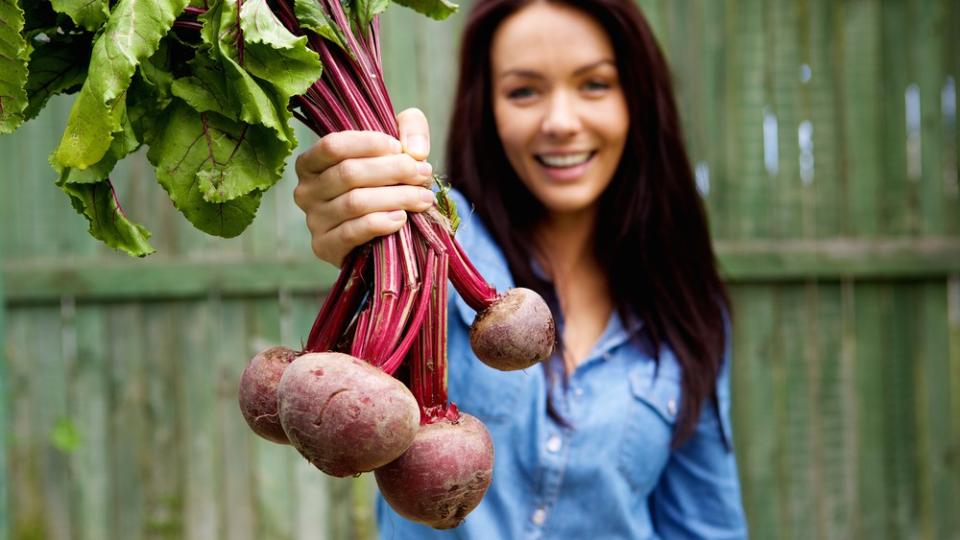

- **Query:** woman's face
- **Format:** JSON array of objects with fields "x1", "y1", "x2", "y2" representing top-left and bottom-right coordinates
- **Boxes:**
[{"x1": 491, "y1": 2, "x2": 629, "y2": 221}]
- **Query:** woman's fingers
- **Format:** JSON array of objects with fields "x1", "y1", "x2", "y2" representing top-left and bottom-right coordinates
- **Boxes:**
[
  {"x1": 295, "y1": 130, "x2": 402, "y2": 180},
  {"x1": 312, "y1": 184, "x2": 435, "y2": 230},
  {"x1": 397, "y1": 108, "x2": 431, "y2": 161},
  {"x1": 315, "y1": 210, "x2": 411, "y2": 265}
]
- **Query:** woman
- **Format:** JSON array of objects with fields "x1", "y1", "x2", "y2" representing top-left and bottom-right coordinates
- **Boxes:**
[{"x1": 293, "y1": 0, "x2": 748, "y2": 537}]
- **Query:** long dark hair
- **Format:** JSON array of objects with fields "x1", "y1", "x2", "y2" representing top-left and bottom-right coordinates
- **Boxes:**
[{"x1": 446, "y1": 0, "x2": 731, "y2": 447}]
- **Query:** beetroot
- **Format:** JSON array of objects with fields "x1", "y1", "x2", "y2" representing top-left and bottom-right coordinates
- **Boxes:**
[
  {"x1": 277, "y1": 352, "x2": 420, "y2": 477},
  {"x1": 375, "y1": 413, "x2": 494, "y2": 529},
  {"x1": 237, "y1": 346, "x2": 300, "y2": 444},
  {"x1": 469, "y1": 287, "x2": 556, "y2": 371}
]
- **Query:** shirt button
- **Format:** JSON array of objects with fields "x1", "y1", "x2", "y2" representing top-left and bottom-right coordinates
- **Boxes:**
[
  {"x1": 573, "y1": 387, "x2": 584, "y2": 397},
  {"x1": 546, "y1": 435, "x2": 562, "y2": 453},
  {"x1": 531, "y1": 507, "x2": 547, "y2": 526},
  {"x1": 667, "y1": 399, "x2": 677, "y2": 416}
]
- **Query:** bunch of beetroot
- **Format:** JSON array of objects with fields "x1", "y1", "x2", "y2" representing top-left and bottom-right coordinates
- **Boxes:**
[{"x1": 230, "y1": 0, "x2": 556, "y2": 529}]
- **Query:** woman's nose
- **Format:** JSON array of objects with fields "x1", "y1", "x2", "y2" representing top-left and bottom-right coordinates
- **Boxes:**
[{"x1": 541, "y1": 92, "x2": 580, "y2": 138}]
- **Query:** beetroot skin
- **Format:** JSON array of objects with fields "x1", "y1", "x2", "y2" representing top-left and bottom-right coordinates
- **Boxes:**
[
  {"x1": 375, "y1": 413, "x2": 494, "y2": 529},
  {"x1": 277, "y1": 352, "x2": 420, "y2": 477},
  {"x1": 469, "y1": 287, "x2": 556, "y2": 371},
  {"x1": 238, "y1": 346, "x2": 300, "y2": 444}
]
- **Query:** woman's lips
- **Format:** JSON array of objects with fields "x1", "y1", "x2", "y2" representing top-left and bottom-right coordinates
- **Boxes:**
[{"x1": 534, "y1": 151, "x2": 596, "y2": 181}]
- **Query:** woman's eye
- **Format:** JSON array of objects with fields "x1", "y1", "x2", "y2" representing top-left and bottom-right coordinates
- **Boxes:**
[
  {"x1": 507, "y1": 87, "x2": 536, "y2": 100},
  {"x1": 583, "y1": 80, "x2": 611, "y2": 93}
]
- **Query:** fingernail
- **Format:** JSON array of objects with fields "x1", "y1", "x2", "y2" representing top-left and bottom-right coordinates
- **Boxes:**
[
  {"x1": 406, "y1": 134, "x2": 427, "y2": 156},
  {"x1": 420, "y1": 189, "x2": 436, "y2": 204},
  {"x1": 388, "y1": 210, "x2": 406, "y2": 221},
  {"x1": 390, "y1": 138, "x2": 403, "y2": 154},
  {"x1": 416, "y1": 161, "x2": 433, "y2": 177}
]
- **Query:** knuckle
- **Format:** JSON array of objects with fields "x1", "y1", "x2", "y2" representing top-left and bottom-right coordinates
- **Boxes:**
[
  {"x1": 317, "y1": 134, "x2": 345, "y2": 160},
  {"x1": 337, "y1": 159, "x2": 359, "y2": 186},
  {"x1": 399, "y1": 154, "x2": 419, "y2": 178},
  {"x1": 294, "y1": 152, "x2": 307, "y2": 178},
  {"x1": 293, "y1": 183, "x2": 309, "y2": 210},
  {"x1": 341, "y1": 189, "x2": 365, "y2": 216}
]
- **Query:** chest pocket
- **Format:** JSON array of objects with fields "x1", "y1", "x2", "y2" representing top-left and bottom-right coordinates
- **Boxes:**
[
  {"x1": 446, "y1": 293, "x2": 530, "y2": 424},
  {"x1": 617, "y1": 364, "x2": 680, "y2": 494}
]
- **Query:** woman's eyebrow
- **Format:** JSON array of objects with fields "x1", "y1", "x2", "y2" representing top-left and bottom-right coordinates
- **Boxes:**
[{"x1": 498, "y1": 59, "x2": 616, "y2": 80}]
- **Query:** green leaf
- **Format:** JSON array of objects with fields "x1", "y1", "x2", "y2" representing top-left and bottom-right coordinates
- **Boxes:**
[
  {"x1": 171, "y1": 55, "x2": 235, "y2": 118},
  {"x1": 23, "y1": 38, "x2": 91, "y2": 122},
  {"x1": 392, "y1": 0, "x2": 457, "y2": 20},
  {"x1": 50, "y1": 0, "x2": 109, "y2": 31},
  {"x1": 57, "y1": 178, "x2": 156, "y2": 257},
  {"x1": 52, "y1": 0, "x2": 189, "y2": 170},
  {"x1": 294, "y1": 0, "x2": 347, "y2": 49},
  {"x1": 54, "y1": 96, "x2": 154, "y2": 256},
  {"x1": 353, "y1": 0, "x2": 390, "y2": 36},
  {"x1": 147, "y1": 100, "x2": 287, "y2": 236},
  {"x1": 0, "y1": 0, "x2": 30, "y2": 133},
  {"x1": 239, "y1": 0, "x2": 322, "y2": 99},
  {"x1": 435, "y1": 176, "x2": 459, "y2": 233},
  {"x1": 199, "y1": 1, "x2": 294, "y2": 146}
]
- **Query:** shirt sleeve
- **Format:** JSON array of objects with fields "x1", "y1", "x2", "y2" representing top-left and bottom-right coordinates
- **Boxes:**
[{"x1": 649, "y1": 340, "x2": 749, "y2": 539}]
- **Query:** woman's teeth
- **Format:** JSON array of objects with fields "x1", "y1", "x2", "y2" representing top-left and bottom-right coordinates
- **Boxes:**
[{"x1": 537, "y1": 152, "x2": 592, "y2": 168}]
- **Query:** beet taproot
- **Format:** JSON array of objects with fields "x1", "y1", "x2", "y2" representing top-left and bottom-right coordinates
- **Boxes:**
[
  {"x1": 238, "y1": 346, "x2": 300, "y2": 444},
  {"x1": 469, "y1": 287, "x2": 556, "y2": 371},
  {"x1": 375, "y1": 413, "x2": 494, "y2": 529},
  {"x1": 277, "y1": 352, "x2": 420, "y2": 477}
]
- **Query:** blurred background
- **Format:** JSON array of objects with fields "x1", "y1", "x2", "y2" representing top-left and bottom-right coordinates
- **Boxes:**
[{"x1": 1, "y1": 0, "x2": 958, "y2": 538}]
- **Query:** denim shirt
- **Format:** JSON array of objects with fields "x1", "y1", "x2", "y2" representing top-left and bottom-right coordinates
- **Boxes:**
[{"x1": 376, "y1": 190, "x2": 748, "y2": 539}]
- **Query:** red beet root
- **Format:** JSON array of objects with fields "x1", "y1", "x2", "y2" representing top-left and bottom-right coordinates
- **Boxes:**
[
  {"x1": 238, "y1": 346, "x2": 300, "y2": 444},
  {"x1": 375, "y1": 413, "x2": 494, "y2": 529},
  {"x1": 277, "y1": 352, "x2": 420, "y2": 477},
  {"x1": 469, "y1": 288, "x2": 556, "y2": 371}
]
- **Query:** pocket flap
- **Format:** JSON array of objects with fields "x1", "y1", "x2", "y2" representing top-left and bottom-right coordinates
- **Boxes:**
[{"x1": 627, "y1": 366, "x2": 681, "y2": 425}]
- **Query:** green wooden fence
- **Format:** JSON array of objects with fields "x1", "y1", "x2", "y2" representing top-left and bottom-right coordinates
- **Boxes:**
[{"x1": 2, "y1": 0, "x2": 959, "y2": 539}]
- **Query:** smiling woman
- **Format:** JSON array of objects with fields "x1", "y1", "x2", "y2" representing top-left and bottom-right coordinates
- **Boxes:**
[
  {"x1": 490, "y1": 3, "x2": 629, "y2": 219},
  {"x1": 293, "y1": 0, "x2": 748, "y2": 538}
]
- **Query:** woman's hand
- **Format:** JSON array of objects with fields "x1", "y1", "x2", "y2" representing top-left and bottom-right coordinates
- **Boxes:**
[{"x1": 294, "y1": 108, "x2": 434, "y2": 267}]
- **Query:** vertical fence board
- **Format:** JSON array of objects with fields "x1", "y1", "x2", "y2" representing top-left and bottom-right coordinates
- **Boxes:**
[
  {"x1": 768, "y1": 0, "x2": 803, "y2": 239},
  {"x1": 107, "y1": 305, "x2": 147, "y2": 539},
  {"x1": 6, "y1": 311, "x2": 45, "y2": 540},
  {"x1": 852, "y1": 283, "x2": 888, "y2": 540},
  {"x1": 142, "y1": 306, "x2": 184, "y2": 539},
  {"x1": 730, "y1": 284, "x2": 780, "y2": 538},
  {"x1": 885, "y1": 287, "x2": 920, "y2": 537},
  {"x1": 915, "y1": 0, "x2": 947, "y2": 235},
  {"x1": 880, "y1": 1, "x2": 915, "y2": 235},
  {"x1": 813, "y1": 283, "x2": 854, "y2": 539},
  {"x1": 180, "y1": 298, "x2": 221, "y2": 540},
  {"x1": 30, "y1": 307, "x2": 72, "y2": 540},
  {"x1": 71, "y1": 305, "x2": 110, "y2": 540},
  {"x1": 949, "y1": 277, "x2": 960, "y2": 534},
  {"x1": 842, "y1": 0, "x2": 883, "y2": 237},
  {"x1": 915, "y1": 283, "x2": 956, "y2": 538},
  {"x1": 806, "y1": 0, "x2": 844, "y2": 238},
  {"x1": 728, "y1": 0, "x2": 768, "y2": 239},
  {"x1": 214, "y1": 300, "x2": 258, "y2": 540},
  {"x1": 777, "y1": 285, "x2": 813, "y2": 540}
]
